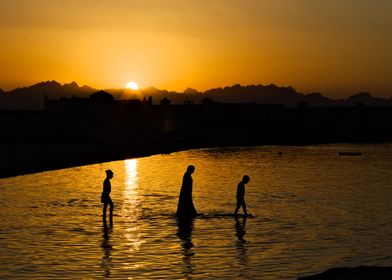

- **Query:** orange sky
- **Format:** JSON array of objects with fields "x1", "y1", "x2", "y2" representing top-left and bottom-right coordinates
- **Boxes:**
[{"x1": 0, "y1": 0, "x2": 391, "y2": 98}]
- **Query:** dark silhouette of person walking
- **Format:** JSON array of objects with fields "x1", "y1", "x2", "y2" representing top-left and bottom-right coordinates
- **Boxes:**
[
  {"x1": 176, "y1": 165, "x2": 197, "y2": 219},
  {"x1": 234, "y1": 175, "x2": 250, "y2": 217},
  {"x1": 101, "y1": 169, "x2": 114, "y2": 222}
]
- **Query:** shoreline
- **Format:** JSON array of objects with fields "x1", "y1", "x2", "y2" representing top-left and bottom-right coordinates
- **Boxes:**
[
  {"x1": 1, "y1": 139, "x2": 390, "y2": 179},
  {"x1": 0, "y1": 141, "x2": 226, "y2": 179},
  {"x1": 0, "y1": 142, "x2": 194, "y2": 179},
  {"x1": 3, "y1": 106, "x2": 392, "y2": 179}
]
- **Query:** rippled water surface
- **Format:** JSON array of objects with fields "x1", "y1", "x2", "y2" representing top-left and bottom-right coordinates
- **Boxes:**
[{"x1": 1, "y1": 144, "x2": 392, "y2": 279}]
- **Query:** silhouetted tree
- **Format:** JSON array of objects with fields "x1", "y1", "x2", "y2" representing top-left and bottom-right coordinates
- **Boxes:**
[
  {"x1": 202, "y1": 97, "x2": 213, "y2": 105},
  {"x1": 90, "y1": 90, "x2": 115, "y2": 103}
]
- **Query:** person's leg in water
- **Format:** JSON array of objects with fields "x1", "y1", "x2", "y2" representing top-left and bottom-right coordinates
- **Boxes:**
[
  {"x1": 103, "y1": 202, "x2": 108, "y2": 221},
  {"x1": 108, "y1": 197, "x2": 114, "y2": 222},
  {"x1": 241, "y1": 199, "x2": 248, "y2": 216},
  {"x1": 234, "y1": 198, "x2": 242, "y2": 216}
]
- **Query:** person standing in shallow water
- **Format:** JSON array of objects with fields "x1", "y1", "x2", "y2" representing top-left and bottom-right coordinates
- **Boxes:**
[
  {"x1": 234, "y1": 175, "x2": 250, "y2": 217},
  {"x1": 101, "y1": 170, "x2": 114, "y2": 222},
  {"x1": 176, "y1": 165, "x2": 197, "y2": 219}
]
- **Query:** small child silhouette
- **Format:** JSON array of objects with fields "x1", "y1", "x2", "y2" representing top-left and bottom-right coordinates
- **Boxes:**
[{"x1": 234, "y1": 175, "x2": 250, "y2": 217}]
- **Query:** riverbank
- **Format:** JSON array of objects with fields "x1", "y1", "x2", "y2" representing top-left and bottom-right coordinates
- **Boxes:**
[
  {"x1": 3, "y1": 107, "x2": 392, "y2": 178},
  {"x1": 0, "y1": 140, "x2": 203, "y2": 179},
  {"x1": 0, "y1": 138, "x2": 322, "y2": 179},
  {"x1": 2, "y1": 137, "x2": 390, "y2": 179}
]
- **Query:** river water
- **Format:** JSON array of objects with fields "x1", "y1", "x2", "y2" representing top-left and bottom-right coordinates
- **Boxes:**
[{"x1": 1, "y1": 144, "x2": 392, "y2": 279}]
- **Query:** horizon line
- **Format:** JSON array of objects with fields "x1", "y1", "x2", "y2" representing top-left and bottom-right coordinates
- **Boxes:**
[{"x1": 0, "y1": 80, "x2": 383, "y2": 99}]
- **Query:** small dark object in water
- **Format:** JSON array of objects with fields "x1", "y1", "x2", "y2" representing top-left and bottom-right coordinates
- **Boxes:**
[
  {"x1": 339, "y1": 152, "x2": 362, "y2": 156},
  {"x1": 298, "y1": 266, "x2": 392, "y2": 279}
]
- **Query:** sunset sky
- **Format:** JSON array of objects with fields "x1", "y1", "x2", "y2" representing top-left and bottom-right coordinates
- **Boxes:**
[{"x1": 0, "y1": 0, "x2": 391, "y2": 98}]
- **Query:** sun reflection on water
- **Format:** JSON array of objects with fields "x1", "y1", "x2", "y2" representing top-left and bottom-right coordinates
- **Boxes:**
[{"x1": 123, "y1": 159, "x2": 143, "y2": 253}]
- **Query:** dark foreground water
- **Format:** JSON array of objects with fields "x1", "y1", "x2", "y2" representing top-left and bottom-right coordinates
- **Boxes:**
[{"x1": 1, "y1": 144, "x2": 392, "y2": 279}]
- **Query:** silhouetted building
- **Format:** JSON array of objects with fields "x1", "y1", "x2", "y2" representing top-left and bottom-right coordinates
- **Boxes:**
[
  {"x1": 202, "y1": 97, "x2": 213, "y2": 105},
  {"x1": 44, "y1": 90, "x2": 145, "y2": 113},
  {"x1": 356, "y1": 102, "x2": 365, "y2": 109},
  {"x1": 298, "y1": 101, "x2": 309, "y2": 108},
  {"x1": 160, "y1": 97, "x2": 171, "y2": 106}
]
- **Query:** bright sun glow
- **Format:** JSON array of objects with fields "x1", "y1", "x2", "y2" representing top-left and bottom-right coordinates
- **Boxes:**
[{"x1": 126, "y1": 81, "x2": 139, "y2": 90}]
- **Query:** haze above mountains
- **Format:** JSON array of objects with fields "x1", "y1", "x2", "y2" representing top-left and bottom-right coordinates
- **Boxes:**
[{"x1": 1, "y1": 81, "x2": 391, "y2": 110}]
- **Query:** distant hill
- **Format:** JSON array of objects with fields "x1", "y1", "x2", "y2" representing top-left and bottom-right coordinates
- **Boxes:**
[
  {"x1": 345, "y1": 92, "x2": 392, "y2": 106},
  {"x1": 0, "y1": 81, "x2": 96, "y2": 110},
  {"x1": 204, "y1": 84, "x2": 325, "y2": 106},
  {"x1": 1, "y1": 81, "x2": 392, "y2": 110}
]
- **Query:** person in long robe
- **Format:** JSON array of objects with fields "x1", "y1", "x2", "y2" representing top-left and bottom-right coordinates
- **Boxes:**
[{"x1": 176, "y1": 165, "x2": 197, "y2": 218}]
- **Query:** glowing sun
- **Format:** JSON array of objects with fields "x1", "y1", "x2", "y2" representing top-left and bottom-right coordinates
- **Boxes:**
[{"x1": 126, "y1": 81, "x2": 139, "y2": 90}]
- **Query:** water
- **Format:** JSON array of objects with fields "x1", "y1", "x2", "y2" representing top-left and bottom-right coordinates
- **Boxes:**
[{"x1": 1, "y1": 144, "x2": 392, "y2": 279}]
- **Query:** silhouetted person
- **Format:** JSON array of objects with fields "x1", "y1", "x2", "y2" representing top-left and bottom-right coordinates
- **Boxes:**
[
  {"x1": 234, "y1": 175, "x2": 250, "y2": 216},
  {"x1": 101, "y1": 169, "x2": 114, "y2": 222},
  {"x1": 176, "y1": 165, "x2": 197, "y2": 219}
]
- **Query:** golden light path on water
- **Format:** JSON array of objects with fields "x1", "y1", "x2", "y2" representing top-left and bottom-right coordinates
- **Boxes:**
[{"x1": 123, "y1": 159, "x2": 143, "y2": 255}]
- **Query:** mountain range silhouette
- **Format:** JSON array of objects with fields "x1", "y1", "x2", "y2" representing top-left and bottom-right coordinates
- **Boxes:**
[{"x1": 1, "y1": 81, "x2": 391, "y2": 110}]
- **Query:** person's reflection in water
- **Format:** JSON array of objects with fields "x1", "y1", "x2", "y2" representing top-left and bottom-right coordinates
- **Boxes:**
[
  {"x1": 101, "y1": 219, "x2": 113, "y2": 278},
  {"x1": 235, "y1": 216, "x2": 248, "y2": 267},
  {"x1": 177, "y1": 217, "x2": 195, "y2": 279}
]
